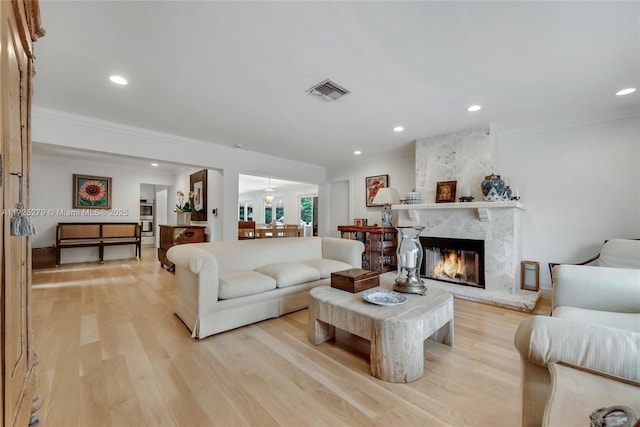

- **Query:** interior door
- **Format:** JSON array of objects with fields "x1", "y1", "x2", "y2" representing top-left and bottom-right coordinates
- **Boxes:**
[{"x1": 1, "y1": 1, "x2": 41, "y2": 425}]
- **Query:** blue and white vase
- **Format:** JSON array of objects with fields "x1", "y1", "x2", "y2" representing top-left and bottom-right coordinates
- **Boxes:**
[{"x1": 481, "y1": 174, "x2": 505, "y2": 202}]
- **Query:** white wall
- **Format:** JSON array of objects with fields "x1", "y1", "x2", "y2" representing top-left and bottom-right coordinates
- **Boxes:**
[
  {"x1": 498, "y1": 114, "x2": 640, "y2": 287},
  {"x1": 31, "y1": 153, "x2": 175, "y2": 263},
  {"x1": 325, "y1": 143, "x2": 416, "y2": 228}
]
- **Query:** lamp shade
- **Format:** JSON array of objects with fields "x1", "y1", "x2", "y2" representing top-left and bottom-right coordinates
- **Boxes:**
[{"x1": 372, "y1": 187, "x2": 400, "y2": 205}]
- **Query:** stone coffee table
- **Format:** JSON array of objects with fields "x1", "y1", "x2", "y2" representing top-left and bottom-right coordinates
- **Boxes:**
[{"x1": 308, "y1": 283, "x2": 454, "y2": 383}]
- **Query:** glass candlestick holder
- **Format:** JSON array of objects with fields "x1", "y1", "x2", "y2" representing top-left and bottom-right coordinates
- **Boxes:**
[{"x1": 394, "y1": 226, "x2": 427, "y2": 295}]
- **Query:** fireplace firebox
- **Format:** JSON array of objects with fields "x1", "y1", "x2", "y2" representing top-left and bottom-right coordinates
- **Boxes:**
[{"x1": 419, "y1": 237, "x2": 485, "y2": 288}]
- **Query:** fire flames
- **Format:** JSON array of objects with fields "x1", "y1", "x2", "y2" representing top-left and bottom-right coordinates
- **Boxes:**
[{"x1": 433, "y1": 250, "x2": 465, "y2": 279}]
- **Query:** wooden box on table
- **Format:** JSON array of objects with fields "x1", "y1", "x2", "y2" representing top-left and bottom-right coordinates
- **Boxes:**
[{"x1": 331, "y1": 268, "x2": 380, "y2": 293}]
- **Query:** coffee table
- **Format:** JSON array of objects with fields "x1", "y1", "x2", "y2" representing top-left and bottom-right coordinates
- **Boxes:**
[{"x1": 308, "y1": 283, "x2": 454, "y2": 383}]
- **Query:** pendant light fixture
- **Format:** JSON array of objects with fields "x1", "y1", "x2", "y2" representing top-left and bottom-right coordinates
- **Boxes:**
[{"x1": 264, "y1": 176, "x2": 275, "y2": 205}]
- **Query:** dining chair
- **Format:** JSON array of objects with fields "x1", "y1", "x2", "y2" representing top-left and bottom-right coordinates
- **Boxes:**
[
  {"x1": 238, "y1": 221, "x2": 256, "y2": 240},
  {"x1": 283, "y1": 224, "x2": 300, "y2": 237}
]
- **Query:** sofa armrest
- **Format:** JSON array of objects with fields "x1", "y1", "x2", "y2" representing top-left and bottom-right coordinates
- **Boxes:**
[
  {"x1": 167, "y1": 244, "x2": 217, "y2": 274},
  {"x1": 167, "y1": 245, "x2": 221, "y2": 336},
  {"x1": 321, "y1": 237, "x2": 364, "y2": 268},
  {"x1": 552, "y1": 264, "x2": 640, "y2": 312},
  {"x1": 515, "y1": 316, "x2": 640, "y2": 382}
]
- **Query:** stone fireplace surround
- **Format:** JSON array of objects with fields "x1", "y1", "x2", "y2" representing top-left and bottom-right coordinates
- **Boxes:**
[
  {"x1": 389, "y1": 125, "x2": 540, "y2": 312},
  {"x1": 393, "y1": 202, "x2": 539, "y2": 311}
]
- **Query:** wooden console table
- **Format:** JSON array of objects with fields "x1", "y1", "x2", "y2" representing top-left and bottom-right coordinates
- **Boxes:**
[{"x1": 158, "y1": 224, "x2": 207, "y2": 271}]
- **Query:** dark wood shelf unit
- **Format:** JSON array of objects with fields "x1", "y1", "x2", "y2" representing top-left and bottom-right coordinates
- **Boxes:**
[{"x1": 337, "y1": 225, "x2": 398, "y2": 273}]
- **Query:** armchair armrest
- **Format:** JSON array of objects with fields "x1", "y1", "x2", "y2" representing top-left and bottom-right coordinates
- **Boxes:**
[
  {"x1": 552, "y1": 264, "x2": 640, "y2": 312},
  {"x1": 515, "y1": 316, "x2": 640, "y2": 383}
]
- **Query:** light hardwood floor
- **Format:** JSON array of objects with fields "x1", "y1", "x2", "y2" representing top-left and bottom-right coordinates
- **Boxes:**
[{"x1": 32, "y1": 247, "x2": 550, "y2": 427}]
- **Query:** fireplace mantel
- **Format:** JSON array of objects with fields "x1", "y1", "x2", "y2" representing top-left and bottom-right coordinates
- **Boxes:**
[{"x1": 392, "y1": 200, "x2": 525, "y2": 222}]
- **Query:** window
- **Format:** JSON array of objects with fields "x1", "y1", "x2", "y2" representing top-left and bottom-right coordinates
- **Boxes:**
[
  {"x1": 264, "y1": 204, "x2": 273, "y2": 224},
  {"x1": 300, "y1": 196, "x2": 313, "y2": 224},
  {"x1": 239, "y1": 201, "x2": 253, "y2": 221},
  {"x1": 275, "y1": 198, "x2": 284, "y2": 224}
]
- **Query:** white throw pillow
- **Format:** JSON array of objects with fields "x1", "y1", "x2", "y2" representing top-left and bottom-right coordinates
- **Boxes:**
[
  {"x1": 219, "y1": 271, "x2": 276, "y2": 299},
  {"x1": 255, "y1": 262, "x2": 322, "y2": 288},
  {"x1": 302, "y1": 259, "x2": 353, "y2": 278}
]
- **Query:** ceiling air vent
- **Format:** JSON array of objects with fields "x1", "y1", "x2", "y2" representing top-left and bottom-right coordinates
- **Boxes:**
[{"x1": 306, "y1": 79, "x2": 350, "y2": 102}]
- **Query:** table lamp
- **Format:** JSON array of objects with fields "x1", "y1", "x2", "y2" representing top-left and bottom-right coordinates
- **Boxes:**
[{"x1": 372, "y1": 188, "x2": 400, "y2": 227}]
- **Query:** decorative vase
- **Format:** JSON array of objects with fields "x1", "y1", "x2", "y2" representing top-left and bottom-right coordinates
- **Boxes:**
[
  {"x1": 394, "y1": 226, "x2": 427, "y2": 295},
  {"x1": 502, "y1": 186, "x2": 513, "y2": 201},
  {"x1": 481, "y1": 173, "x2": 506, "y2": 202},
  {"x1": 176, "y1": 211, "x2": 191, "y2": 226},
  {"x1": 405, "y1": 189, "x2": 422, "y2": 204}
]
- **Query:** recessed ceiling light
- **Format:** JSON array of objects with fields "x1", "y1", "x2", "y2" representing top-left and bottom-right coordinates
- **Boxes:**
[
  {"x1": 467, "y1": 105, "x2": 482, "y2": 112},
  {"x1": 109, "y1": 75, "x2": 128, "y2": 85},
  {"x1": 354, "y1": 150, "x2": 362, "y2": 155},
  {"x1": 393, "y1": 126, "x2": 404, "y2": 132},
  {"x1": 616, "y1": 88, "x2": 636, "y2": 96},
  {"x1": 150, "y1": 163, "x2": 159, "y2": 167}
]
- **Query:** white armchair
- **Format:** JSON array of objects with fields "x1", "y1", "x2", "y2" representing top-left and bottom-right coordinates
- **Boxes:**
[{"x1": 515, "y1": 261, "x2": 640, "y2": 426}]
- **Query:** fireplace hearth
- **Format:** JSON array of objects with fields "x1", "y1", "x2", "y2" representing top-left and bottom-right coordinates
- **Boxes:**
[{"x1": 420, "y1": 237, "x2": 485, "y2": 288}]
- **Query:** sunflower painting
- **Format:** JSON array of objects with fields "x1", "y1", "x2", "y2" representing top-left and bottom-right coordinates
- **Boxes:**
[{"x1": 73, "y1": 174, "x2": 112, "y2": 209}]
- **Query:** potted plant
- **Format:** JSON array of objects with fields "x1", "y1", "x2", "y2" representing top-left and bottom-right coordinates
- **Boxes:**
[{"x1": 175, "y1": 190, "x2": 194, "y2": 225}]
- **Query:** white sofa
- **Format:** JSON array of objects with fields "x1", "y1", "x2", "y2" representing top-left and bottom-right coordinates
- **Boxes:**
[
  {"x1": 167, "y1": 236, "x2": 364, "y2": 339},
  {"x1": 515, "y1": 262, "x2": 640, "y2": 426}
]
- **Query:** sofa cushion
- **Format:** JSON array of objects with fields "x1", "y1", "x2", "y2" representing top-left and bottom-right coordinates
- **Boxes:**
[
  {"x1": 302, "y1": 259, "x2": 354, "y2": 279},
  {"x1": 554, "y1": 306, "x2": 640, "y2": 333},
  {"x1": 255, "y1": 262, "x2": 321, "y2": 288},
  {"x1": 219, "y1": 271, "x2": 276, "y2": 299}
]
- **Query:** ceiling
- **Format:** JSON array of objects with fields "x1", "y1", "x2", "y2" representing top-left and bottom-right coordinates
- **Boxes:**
[{"x1": 33, "y1": 1, "x2": 639, "y2": 168}]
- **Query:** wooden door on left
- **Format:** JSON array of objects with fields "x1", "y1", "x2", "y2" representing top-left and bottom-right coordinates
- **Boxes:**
[{"x1": 0, "y1": 1, "x2": 44, "y2": 426}]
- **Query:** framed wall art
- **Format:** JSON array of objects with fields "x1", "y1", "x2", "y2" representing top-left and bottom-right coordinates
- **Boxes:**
[
  {"x1": 366, "y1": 174, "x2": 389, "y2": 207},
  {"x1": 190, "y1": 169, "x2": 208, "y2": 221},
  {"x1": 436, "y1": 180, "x2": 457, "y2": 203},
  {"x1": 73, "y1": 174, "x2": 112, "y2": 209}
]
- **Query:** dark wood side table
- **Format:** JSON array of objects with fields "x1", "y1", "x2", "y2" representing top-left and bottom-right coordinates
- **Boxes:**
[{"x1": 158, "y1": 224, "x2": 207, "y2": 271}]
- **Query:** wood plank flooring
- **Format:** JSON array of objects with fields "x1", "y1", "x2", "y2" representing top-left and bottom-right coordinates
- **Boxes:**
[{"x1": 31, "y1": 247, "x2": 550, "y2": 427}]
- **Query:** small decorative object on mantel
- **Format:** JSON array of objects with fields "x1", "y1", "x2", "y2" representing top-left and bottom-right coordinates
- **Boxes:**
[
  {"x1": 435, "y1": 181, "x2": 457, "y2": 203},
  {"x1": 458, "y1": 187, "x2": 474, "y2": 202},
  {"x1": 405, "y1": 189, "x2": 422, "y2": 204},
  {"x1": 502, "y1": 186, "x2": 513, "y2": 201},
  {"x1": 481, "y1": 173, "x2": 506, "y2": 202}
]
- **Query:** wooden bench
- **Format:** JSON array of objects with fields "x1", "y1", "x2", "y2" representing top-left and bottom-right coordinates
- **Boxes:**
[{"x1": 56, "y1": 222, "x2": 141, "y2": 266}]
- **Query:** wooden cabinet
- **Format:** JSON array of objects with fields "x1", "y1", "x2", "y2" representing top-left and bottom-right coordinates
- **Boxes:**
[
  {"x1": 337, "y1": 226, "x2": 397, "y2": 273},
  {"x1": 1, "y1": 2, "x2": 44, "y2": 426},
  {"x1": 158, "y1": 225, "x2": 207, "y2": 271}
]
